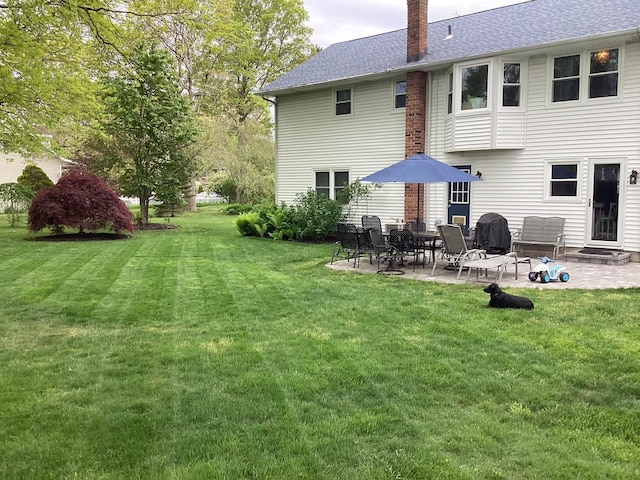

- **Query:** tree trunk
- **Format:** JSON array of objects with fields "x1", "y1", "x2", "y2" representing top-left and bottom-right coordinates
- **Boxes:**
[
  {"x1": 140, "y1": 197, "x2": 150, "y2": 225},
  {"x1": 185, "y1": 183, "x2": 197, "y2": 212}
]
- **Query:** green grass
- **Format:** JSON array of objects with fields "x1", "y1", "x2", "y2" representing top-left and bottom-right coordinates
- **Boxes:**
[{"x1": 1, "y1": 206, "x2": 638, "y2": 479}]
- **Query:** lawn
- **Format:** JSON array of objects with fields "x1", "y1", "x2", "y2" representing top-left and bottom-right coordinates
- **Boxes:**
[{"x1": 1, "y1": 206, "x2": 638, "y2": 479}]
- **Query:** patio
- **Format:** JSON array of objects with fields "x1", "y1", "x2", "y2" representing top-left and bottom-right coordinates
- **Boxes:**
[{"x1": 328, "y1": 255, "x2": 640, "y2": 290}]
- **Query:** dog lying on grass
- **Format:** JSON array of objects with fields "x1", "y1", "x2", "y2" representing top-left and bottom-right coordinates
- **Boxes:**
[{"x1": 484, "y1": 283, "x2": 534, "y2": 310}]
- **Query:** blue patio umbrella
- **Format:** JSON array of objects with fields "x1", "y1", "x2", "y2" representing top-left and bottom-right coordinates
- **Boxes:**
[{"x1": 361, "y1": 152, "x2": 481, "y2": 227}]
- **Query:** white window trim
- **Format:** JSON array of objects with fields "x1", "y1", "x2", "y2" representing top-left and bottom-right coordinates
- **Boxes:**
[
  {"x1": 314, "y1": 169, "x2": 350, "y2": 200},
  {"x1": 546, "y1": 46, "x2": 623, "y2": 107},
  {"x1": 499, "y1": 60, "x2": 527, "y2": 110},
  {"x1": 543, "y1": 158, "x2": 583, "y2": 203},
  {"x1": 333, "y1": 87, "x2": 353, "y2": 118},
  {"x1": 391, "y1": 78, "x2": 406, "y2": 113},
  {"x1": 458, "y1": 61, "x2": 491, "y2": 114}
]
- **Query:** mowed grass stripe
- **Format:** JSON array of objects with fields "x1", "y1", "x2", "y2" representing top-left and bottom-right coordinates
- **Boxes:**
[{"x1": 1, "y1": 207, "x2": 639, "y2": 479}]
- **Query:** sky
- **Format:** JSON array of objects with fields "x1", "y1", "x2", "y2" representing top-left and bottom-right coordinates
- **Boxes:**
[{"x1": 303, "y1": 0, "x2": 528, "y2": 48}]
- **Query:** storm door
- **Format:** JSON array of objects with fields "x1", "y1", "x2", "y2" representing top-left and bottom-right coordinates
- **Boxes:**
[{"x1": 588, "y1": 162, "x2": 620, "y2": 244}]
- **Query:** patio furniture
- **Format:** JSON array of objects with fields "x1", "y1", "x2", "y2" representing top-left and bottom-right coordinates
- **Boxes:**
[
  {"x1": 369, "y1": 229, "x2": 403, "y2": 274},
  {"x1": 462, "y1": 252, "x2": 532, "y2": 282},
  {"x1": 389, "y1": 229, "x2": 419, "y2": 271},
  {"x1": 432, "y1": 224, "x2": 487, "y2": 278},
  {"x1": 362, "y1": 215, "x2": 382, "y2": 232},
  {"x1": 331, "y1": 223, "x2": 371, "y2": 267},
  {"x1": 511, "y1": 216, "x2": 566, "y2": 259}
]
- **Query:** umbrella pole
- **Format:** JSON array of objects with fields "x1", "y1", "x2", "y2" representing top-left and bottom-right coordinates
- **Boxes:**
[{"x1": 416, "y1": 183, "x2": 421, "y2": 229}]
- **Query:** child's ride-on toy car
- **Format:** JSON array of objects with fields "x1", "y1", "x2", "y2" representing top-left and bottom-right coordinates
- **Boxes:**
[{"x1": 528, "y1": 256, "x2": 570, "y2": 283}]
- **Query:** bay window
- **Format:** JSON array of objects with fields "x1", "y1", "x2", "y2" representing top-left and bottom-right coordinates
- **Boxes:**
[{"x1": 461, "y1": 64, "x2": 488, "y2": 110}]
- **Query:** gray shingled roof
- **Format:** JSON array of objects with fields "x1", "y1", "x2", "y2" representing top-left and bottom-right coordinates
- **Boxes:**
[{"x1": 261, "y1": 0, "x2": 640, "y2": 95}]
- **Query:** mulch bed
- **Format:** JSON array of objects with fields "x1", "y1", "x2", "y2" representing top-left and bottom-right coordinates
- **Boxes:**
[{"x1": 31, "y1": 223, "x2": 179, "y2": 241}]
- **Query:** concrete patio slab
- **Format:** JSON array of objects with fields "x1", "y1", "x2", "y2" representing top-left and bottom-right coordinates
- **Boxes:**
[{"x1": 328, "y1": 256, "x2": 640, "y2": 290}]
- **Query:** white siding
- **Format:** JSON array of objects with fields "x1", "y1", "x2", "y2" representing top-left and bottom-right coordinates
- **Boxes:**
[
  {"x1": 426, "y1": 40, "x2": 640, "y2": 254},
  {"x1": 275, "y1": 78, "x2": 406, "y2": 226},
  {"x1": 0, "y1": 153, "x2": 65, "y2": 184}
]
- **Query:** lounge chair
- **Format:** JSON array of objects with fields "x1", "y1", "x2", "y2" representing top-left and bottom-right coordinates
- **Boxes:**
[{"x1": 432, "y1": 224, "x2": 487, "y2": 278}]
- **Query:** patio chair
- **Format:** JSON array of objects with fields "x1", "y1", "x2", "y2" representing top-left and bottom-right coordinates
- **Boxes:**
[
  {"x1": 362, "y1": 215, "x2": 382, "y2": 232},
  {"x1": 389, "y1": 229, "x2": 419, "y2": 271},
  {"x1": 369, "y1": 228, "x2": 400, "y2": 272},
  {"x1": 431, "y1": 224, "x2": 487, "y2": 278},
  {"x1": 331, "y1": 223, "x2": 371, "y2": 267}
]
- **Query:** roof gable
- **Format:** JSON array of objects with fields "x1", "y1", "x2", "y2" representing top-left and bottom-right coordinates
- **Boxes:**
[{"x1": 262, "y1": 0, "x2": 640, "y2": 95}]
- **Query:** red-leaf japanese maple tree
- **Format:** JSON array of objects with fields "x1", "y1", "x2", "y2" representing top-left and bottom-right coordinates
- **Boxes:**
[{"x1": 28, "y1": 170, "x2": 135, "y2": 235}]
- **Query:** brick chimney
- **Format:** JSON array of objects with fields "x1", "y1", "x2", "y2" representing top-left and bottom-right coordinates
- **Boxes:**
[
  {"x1": 405, "y1": 0, "x2": 428, "y2": 224},
  {"x1": 407, "y1": 0, "x2": 428, "y2": 62}
]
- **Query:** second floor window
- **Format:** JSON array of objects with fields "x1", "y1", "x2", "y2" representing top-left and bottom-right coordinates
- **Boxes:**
[
  {"x1": 553, "y1": 54, "x2": 580, "y2": 102},
  {"x1": 503, "y1": 63, "x2": 521, "y2": 107},
  {"x1": 590, "y1": 49, "x2": 618, "y2": 98},
  {"x1": 461, "y1": 64, "x2": 488, "y2": 110},
  {"x1": 552, "y1": 48, "x2": 619, "y2": 103},
  {"x1": 335, "y1": 89, "x2": 351, "y2": 115},
  {"x1": 447, "y1": 72, "x2": 453, "y2": 114},
  {"x1": 395, "y1": 80, "x2": 406, "y2": 109}
]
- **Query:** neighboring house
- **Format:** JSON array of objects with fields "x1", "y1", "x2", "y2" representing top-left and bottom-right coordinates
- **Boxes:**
[
  {"x1": 260, "y1": 0, "x2": 640, "y2": 260},
  {"x1": 0, "y1": 152, "x2": 69, "y2": 185}
]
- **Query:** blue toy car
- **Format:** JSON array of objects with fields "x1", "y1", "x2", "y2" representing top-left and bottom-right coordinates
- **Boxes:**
[{"x1": 528, "y1": 256, "x2": 570, "y2": 283}]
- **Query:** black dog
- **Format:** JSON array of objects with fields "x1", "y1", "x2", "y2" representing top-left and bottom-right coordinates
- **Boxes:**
[{"x1": 484, "y1": 283, "x2": 534, "y2": 310}]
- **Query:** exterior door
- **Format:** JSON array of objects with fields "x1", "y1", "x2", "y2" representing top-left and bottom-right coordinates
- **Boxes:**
[
  {"x1": 448, "y1": 165, "x2": 472, "y2": 233},
  {"x1": 588, "y1": 161, "x2": 620, "y2": 244}
]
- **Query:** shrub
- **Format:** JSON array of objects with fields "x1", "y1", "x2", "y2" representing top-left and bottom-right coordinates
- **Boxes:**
[
  {"x1": 235, "y1": 211, "x2": 263, "y2": 236},
  {"x1": 28, "y1": 170, "x2": 135, "y2": 235},
  {"x1": 289, "y1": 190, "x2": 343, "y2": 241},
  {"x1": 17, "y1": 164, "x2": 54, "y2": 198},
  {"x1": 224, "y1": 203, "x2": 253, "y2": 215}
]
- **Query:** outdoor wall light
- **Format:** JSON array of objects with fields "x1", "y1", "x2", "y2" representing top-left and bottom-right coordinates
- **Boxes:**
[
  {"x1": 630, "y1": 170, "x2": 638, "y2": 185},
  {"x1": 476, "y1": 171, "x2": 483, "y2": 179}
]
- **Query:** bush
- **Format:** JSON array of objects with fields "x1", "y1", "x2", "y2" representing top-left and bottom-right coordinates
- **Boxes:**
[
  {"x1": 28, "y1": 170, "x2": 135, "y2": 235},
  {"x1": 235, "y1": 211, "x2": 264, "y2": 237},
  {"x1": 289, "y1": 190, "x2": 343, "y2": 241},
  {"x1": 224, "y1": 203, "x2": 253, "y2": 215},
  {"x1": 17, "y1": 164, "x2": 54, "y2": 198}
]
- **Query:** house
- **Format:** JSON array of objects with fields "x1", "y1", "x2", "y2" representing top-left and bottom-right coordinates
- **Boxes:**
[
  {"x1": 260, "y1": 0, "x2": 640, "y2": 260},
  {"x1": 0, "y1": 152, "x2": 69, "y2": 185}
]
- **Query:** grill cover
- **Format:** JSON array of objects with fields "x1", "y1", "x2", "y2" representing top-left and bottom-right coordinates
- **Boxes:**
[{"x1": 474, "y1": 213, "x2": 512, "y2": 254}]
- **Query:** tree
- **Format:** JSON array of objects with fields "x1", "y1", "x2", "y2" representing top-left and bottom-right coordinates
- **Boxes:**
[
  {"x1": 0, "y1": 0, "x2": 107, "y2": 155},
  {"x1": 17, "y1": 164, "x2": 54, "y2": 198},
  {"x1": 28, "y1": 170, "x2": 135, "y2": 235},
  {"x1": 200, "y1": 116, "x2": 274, "y2": 204},
  {"x1": 221, "y1": 0, "x2": 313, "y2": 124},
  {"x1": 0, "y1": 182, "x2": 32, "y2": 225},
  {"x1": 98, "y1": 43, "x2": 199, "y2": 225}
]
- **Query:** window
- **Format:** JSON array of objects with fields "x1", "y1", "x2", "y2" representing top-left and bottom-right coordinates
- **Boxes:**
[
  {"x1": 335, "y1": 89, "x2": 351, "y2": 115},
  {"x1": 461, "y1": 64, "x2": 488, "y2": 110},
  {"x1": 316, "y1": 170, "x2": 349, "y2": 200},
  {"x1": 552, "y1": 49, "x2": 619, "y2": 103},
  {"x1": 553, "y1": 55, "x2": 580, "y2": 102},
  {"x1": 502, "y1": 63, "x2": 521, "y2": 107},
  {"x1": 394, "y1": 80, "x2": 406, "y2": 109},
  {"x1": 589, "y1": 49, "x2": 618, "y2": 98},
  {"x1": 550, "y1": 164, "x2": 578, "y2": 197},
  {"x1": 447, "y1": 72, "x2": 453, "y2": 114}
]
